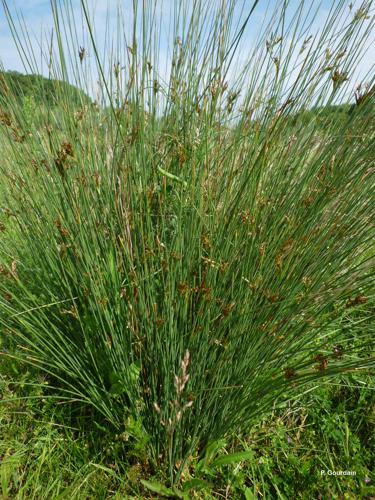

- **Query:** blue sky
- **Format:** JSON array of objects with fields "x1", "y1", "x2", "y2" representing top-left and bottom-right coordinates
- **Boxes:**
[{"x1": 0, "y1": 0, "x2": 374, "y2": 100}]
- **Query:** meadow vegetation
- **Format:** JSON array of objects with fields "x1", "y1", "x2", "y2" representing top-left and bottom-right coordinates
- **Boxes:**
[{"x1": 0, "y1": 0, "x2": 374, "y2": 497}]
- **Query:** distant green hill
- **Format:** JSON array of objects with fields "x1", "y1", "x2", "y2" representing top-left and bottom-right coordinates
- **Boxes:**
[
  {"x1": 0, "y1": 71, "x2": 91, "y2": 107},
  {"x1": 290, "y1": 103, "x2": 353, "y2": 127},
  {"x1": 290, "y1": 101, "x2": 374, "y2": 130}
]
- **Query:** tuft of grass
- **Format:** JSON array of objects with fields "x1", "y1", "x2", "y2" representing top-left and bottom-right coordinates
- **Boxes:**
[
  {"x1": 1, "y1": 365, "x2": 374, "y2": 498},
  {"x1": 0, "y1": 0, "x2": 374, "y2": 483}
]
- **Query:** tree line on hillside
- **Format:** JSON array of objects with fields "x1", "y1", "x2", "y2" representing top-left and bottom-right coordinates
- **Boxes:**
[
  {"x1": 0, "y1": 71, "x2": 373, "y2": 135},
  {"x1": 0, "y1": 70, "x2": 91, "y2": 107}
]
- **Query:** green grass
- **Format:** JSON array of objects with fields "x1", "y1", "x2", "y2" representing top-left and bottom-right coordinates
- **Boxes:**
[
  {"x1": 1, "y1": 363, "x2": 374, "y2": 499},
  {"x1": 0, "y1": 0, "x2": 374, "y2": 495}
]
